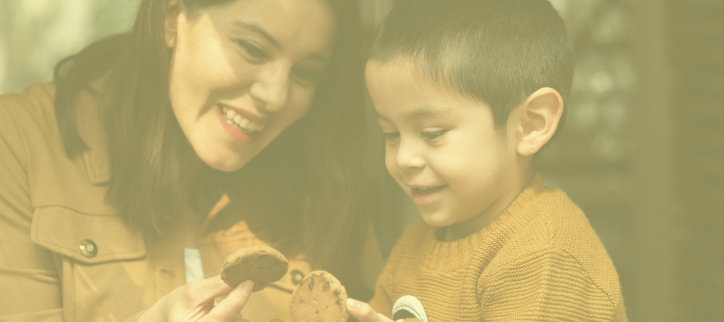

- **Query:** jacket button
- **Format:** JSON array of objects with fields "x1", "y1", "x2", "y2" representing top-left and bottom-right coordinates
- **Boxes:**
[
  {"x1": 79, "y1": 239, "x2": 98, "y2": 258},
  {"x1": 290, "y1": 269, "x2": 304, "y2": 285}
]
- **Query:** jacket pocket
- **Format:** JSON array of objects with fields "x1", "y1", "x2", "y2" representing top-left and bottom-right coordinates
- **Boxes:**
[{"x1": 30, "y1": 206, "x2": 146, "y2": 264}]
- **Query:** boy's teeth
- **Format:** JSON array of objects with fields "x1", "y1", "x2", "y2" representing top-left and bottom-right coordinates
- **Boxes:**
[
  {"x1": 219, "y1": 105, "x2": 266, "y2": 133},
  {"x1": 414, "y1": 185, "x2": 445, "y2": 195}
]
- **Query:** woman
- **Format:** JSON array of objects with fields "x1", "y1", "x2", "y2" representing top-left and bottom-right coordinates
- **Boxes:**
[{"x1": 0, "y1": 0, "x2": 381, "y2": 321}]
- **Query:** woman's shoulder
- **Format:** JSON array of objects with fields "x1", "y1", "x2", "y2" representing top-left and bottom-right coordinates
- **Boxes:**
[
  {"x1": 0, "y1": 82, "x2": 58, "y2": 127},
  {"x1": 0, "y1": 81, "x2": 113, "y2": 214},
  {"x1": 0, "y1": 82, "x2": 57, "y2": 170}
]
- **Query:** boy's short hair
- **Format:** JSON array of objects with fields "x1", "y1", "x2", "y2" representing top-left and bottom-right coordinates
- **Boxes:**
[{"x1": 368, "y1": 0, "x2": 575, "y2": 127}]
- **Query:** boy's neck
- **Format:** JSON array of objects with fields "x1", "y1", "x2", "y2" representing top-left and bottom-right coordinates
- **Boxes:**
[{"x1": 443, "y1": 168, "x2": 535, "y2": 242}]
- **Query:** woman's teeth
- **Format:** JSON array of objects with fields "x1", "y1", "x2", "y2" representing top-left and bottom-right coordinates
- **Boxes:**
[{"x1": 220, "y1": 105, "x2": 265, "y2": 133}]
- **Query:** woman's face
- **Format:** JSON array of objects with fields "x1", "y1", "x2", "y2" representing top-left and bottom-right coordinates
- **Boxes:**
[{"x1": 166, "y1": 0, "x2": 336, "y2": 171}]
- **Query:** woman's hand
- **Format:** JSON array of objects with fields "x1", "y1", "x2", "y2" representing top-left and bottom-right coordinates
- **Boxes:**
[
  {"x1": 138, "y1": 276, "x2": 254, "y2": 322},
  {"x1": 346, "y1": 298, "x2": 394, "y2": 322}
]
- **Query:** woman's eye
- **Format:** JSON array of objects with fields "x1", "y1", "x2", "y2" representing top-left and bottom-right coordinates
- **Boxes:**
[
  {"x1": 383, "y1": 132, "x2": 400, "y2": 142},
  {"x1": 236, "y1": 40, "x2": 267, "y2": 60},
  {"x1": 293, "y1": 66, "x2": 322, "y2": 83},
  {"x1": 421, "y1": 130, "x2": 447, "y2": 141}
]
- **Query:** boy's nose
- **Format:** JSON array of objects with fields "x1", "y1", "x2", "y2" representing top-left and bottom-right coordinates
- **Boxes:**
[
  {"x1": 395, "y1": 142, "x2": 426, "y2": 171},
  {"x1": 249, "y1": 63, "x2": 290, "y2": 113}
]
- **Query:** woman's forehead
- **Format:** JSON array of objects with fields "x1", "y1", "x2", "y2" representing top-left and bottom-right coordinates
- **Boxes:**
[{"x1": 204, "y1": 0, "x2": 337, "y2": 56}]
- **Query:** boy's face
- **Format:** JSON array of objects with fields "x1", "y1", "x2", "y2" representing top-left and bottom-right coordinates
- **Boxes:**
[{"x1": 366, "y1": 61, "x2": 523, "y2": 236}]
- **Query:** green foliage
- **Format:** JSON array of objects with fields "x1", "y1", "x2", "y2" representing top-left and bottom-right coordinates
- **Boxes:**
[{"x1": 0, "y1": 0, "x2": 141, "y2": 93}]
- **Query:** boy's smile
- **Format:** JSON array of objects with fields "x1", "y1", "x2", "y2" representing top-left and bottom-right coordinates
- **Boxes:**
[
  {"x1": 409, "y1": 184, "x2": 447, "y2": 205},
  {"x1": 366, "y1": 61, "x2": 530, "y2": 241}
]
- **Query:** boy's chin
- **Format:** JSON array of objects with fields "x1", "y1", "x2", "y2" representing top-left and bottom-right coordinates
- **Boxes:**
[{"x1": 418, "y1": 210, "x2": 456, "y2": 228}]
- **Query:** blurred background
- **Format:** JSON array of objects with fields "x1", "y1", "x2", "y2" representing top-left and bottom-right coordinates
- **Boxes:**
[{"x1": 1, "y1": 0, "x2": 722, "y2": 320}]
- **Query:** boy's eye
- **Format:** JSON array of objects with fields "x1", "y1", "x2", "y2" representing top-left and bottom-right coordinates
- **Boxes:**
[
  {"x1": 236, "y1": 39, "x2": 268, "y2": 60},
  {"x1": 421, "y1": 130, "x2": 447, "y2": 141},
  {"x1": 293, "y1": 66, "x2": 322, "y2": 84},
  {"x1": 383, "y1": 132, "x2": 400, "y2": 142}
]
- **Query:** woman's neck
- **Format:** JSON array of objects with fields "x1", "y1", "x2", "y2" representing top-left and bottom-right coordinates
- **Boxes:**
[{"x1": 178, "y1": 161, "x2": 225, "y2": 248}]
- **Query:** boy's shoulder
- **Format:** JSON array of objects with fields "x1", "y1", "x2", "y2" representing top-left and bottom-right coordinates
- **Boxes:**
[
  {"x1": 524, "y1": 186, "x2": 605, "y2": 251},
  {"x1": 486, "y1": 185, "x2": 623, "y2": 302}
]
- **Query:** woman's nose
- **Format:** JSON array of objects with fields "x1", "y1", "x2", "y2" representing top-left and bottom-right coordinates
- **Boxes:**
[{"x1": 249, "y1": 63, "x2": 290, "y2": 113}]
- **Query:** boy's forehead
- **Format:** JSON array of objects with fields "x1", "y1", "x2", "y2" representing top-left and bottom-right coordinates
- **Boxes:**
[
  {"x1": 365, "y1": 59, "x2": 415, "y2": 80},
  {"x1": 366, "y1": 61, "x2": 481, "y2": 121},
  {"x1": 365, "y1": 59, "x2": 466, "y2": 103}
]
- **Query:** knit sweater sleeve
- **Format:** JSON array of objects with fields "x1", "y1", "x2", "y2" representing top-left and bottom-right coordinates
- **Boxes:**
[
  {"x1": 370, "y1": 267, "x2": 394, "y2": 317},
  {"x1": 367, "y1": 248, "x2": 397, "y2": 319},
  {"x1": 479, "y1": 246, "x2": 627, "y2": 322},
  {"x1": 368, "y1": 218, "x2": 428, "y2": 318}
]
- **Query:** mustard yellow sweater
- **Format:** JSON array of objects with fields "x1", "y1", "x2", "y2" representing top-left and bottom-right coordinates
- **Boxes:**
[{"x1": 370, "y1": 174, "x2": 627, "y2": 321}]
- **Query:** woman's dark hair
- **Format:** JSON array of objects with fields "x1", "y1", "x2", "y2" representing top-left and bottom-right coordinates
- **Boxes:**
[{"x1": 54, "y1": 0, "x2": 370, "y2": 298}]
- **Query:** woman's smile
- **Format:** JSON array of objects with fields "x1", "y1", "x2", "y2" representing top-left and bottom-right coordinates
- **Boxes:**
[{"x1": 218, "y1": 104, "x2": 268, "y2": 143}]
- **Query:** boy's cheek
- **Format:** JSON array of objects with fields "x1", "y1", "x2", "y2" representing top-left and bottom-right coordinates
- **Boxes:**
[
  {"x1": 384, "y1": 157, "x2": 408, "y2": 193},
  {"x1": 384, "y1": 153, "x2": 396, "y2": 178}
]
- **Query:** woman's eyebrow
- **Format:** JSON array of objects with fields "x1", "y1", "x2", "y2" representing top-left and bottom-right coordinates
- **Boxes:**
[
  {"x1": 233, "y1": 21, "x2": 281, "y2": 49},
  {"x1": 373, "y1": 108, "x2": 389, "y2": 122},
  {"x1": 308, "y1": 53, "x2": 330, "y2": 63},
  {"x1": 232, "y1": 21, "x2": 330, "y2": 63}
]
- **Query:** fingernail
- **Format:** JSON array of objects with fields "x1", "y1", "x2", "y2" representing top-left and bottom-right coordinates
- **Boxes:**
[
  {"x1": 346, "y1": 298, "x2": 359, "y2": 310},
  {"x1": 240, "y1": 280, "x2": 254, "y2": 292}
]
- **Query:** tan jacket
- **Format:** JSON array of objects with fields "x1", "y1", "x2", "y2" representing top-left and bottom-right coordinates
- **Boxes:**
[{"x1": 0, "y1": 83, "x2": 382, "y2": 322}]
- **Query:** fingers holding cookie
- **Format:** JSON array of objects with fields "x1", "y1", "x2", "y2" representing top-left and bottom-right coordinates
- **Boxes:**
[{"x1": 204, "y1": 280, "x2": 254, "y2": 322}]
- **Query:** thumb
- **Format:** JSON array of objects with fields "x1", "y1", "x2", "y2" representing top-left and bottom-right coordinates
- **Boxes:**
[
  {"x1": 203, "y1": 280, "x2": 254, "y2": 321},
  {"x1": 347, "y1": 298, "x2": 390, "y2": 322}
]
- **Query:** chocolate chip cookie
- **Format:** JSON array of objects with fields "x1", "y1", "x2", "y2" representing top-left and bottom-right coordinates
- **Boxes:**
[
  {"x1": 220, "y1": 246, "x2": 288, "y2": 292},
  {"x1": 290, "y1": 270, "x2": 348, "y2": 322}
]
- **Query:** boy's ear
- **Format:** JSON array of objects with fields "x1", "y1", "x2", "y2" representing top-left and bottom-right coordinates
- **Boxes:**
[
  {"x1": 514, "y1": 87, "x2": 564, "y2": 156},
  {"x1": 164, "y1": 0, "x2": 182, "y2": 48}
]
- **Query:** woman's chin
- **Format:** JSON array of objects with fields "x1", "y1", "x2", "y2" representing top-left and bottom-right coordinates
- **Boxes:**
[
  {"x1": 207, "y1": 160, "x2": 244, "y2": 173},
  {"x1": 195, "y1": 148, "x2": 251, "y2": 173}
]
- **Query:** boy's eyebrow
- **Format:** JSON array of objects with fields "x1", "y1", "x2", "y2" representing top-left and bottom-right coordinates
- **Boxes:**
[
  {"x1": 233, "y1": 21, "x2": 281, "y2": 49},
  {"x1": 373, "y1": 104, "x2": 451, "y2": 122},
  {"x1": 404, "y1": 104, "x2": 451, "y2": 120}
]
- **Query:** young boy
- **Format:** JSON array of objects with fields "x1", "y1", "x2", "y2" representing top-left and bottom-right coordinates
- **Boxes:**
[{"x1": 346, "y1": 0, "x2": 627, "y2": 321}]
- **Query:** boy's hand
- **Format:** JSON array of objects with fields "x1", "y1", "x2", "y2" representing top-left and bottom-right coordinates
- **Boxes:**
[{"x1": 346, "y1": 298, "x2": 394, "y2": 322}]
